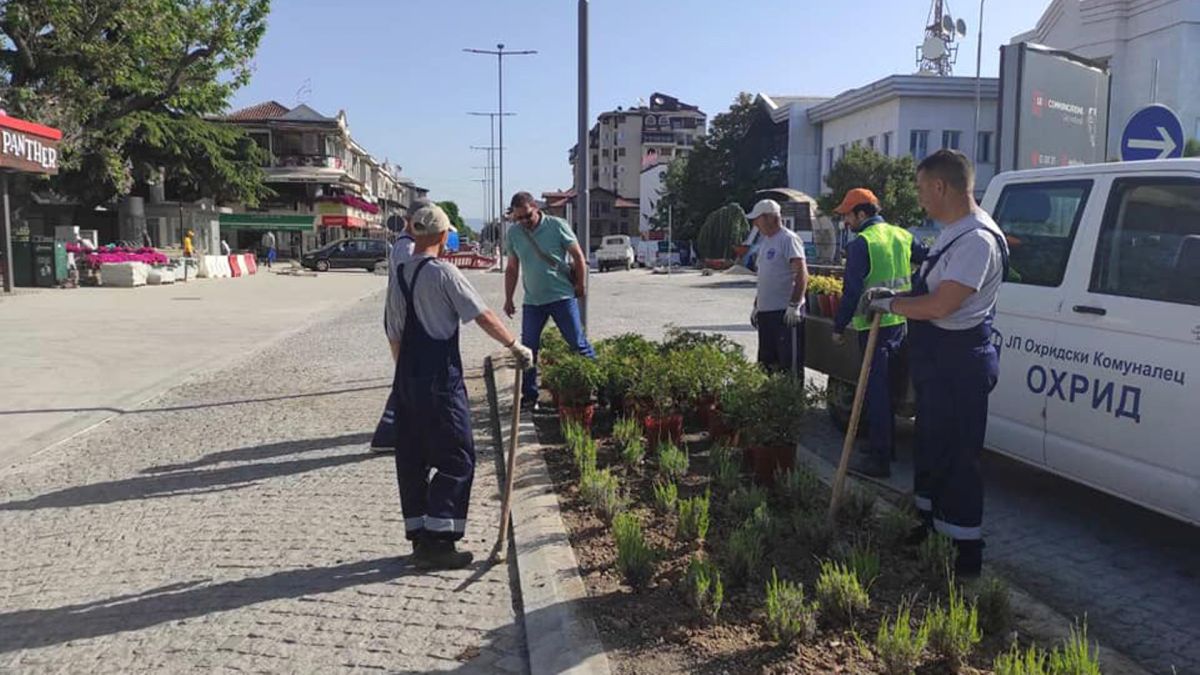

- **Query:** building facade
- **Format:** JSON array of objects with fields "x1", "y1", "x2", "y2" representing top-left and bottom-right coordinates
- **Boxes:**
[{"x1": 1012, "y1": 0, "x2": 1200, "y2": 153}]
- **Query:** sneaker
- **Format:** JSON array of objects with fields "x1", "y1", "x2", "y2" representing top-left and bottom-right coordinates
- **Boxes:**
[
  {"x1": 414, "y1": 540, "x2": 474, "y2": 570},
  {"x1": 849, "y1": 453, "x2": 891, "y2": 478},
  {"x1": 519, "y1": 397, "x2": 540, "y2": 413}
]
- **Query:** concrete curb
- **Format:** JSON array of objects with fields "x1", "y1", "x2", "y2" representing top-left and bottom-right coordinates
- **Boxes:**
[
  {"x1": 793, "y1": 439, "x2": 1150, "y2": 675},
  {"x1": 486, "y1": 372, "x2": 610, "y2": 675}
]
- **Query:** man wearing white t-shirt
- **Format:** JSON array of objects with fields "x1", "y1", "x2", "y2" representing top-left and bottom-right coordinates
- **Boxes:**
[{"x1": 747, "y1": 199, "x2": 809, "y2": 375}]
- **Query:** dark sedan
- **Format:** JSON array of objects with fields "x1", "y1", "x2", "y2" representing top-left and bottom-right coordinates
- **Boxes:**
[{"x1": 301, "y1": 238, "x2": 388, "y2": 272}]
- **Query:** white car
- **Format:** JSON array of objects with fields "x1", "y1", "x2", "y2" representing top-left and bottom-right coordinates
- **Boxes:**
[
  {"x1": 982, "y1": 158, "x2": 1200, "y2": 525},
  {"x1": 596, "y1": 235, "x2": 635, "y2": 272}
]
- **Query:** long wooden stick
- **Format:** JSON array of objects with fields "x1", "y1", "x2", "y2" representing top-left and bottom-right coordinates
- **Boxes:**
[
  {"x1": 491, "y1": 366, "x2": 523, "y2": 563},
  {"x1": 829, "y1": 313, "x2": 882, "y2": 519}
]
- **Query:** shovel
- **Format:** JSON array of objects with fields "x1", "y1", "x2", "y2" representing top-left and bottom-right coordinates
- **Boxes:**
[
  {"x1": 829, "y1": 313, "x2": 882, "y2": 519},
  {"x1": 490, "y1": 366, "x2": 523, "y2": 563}
]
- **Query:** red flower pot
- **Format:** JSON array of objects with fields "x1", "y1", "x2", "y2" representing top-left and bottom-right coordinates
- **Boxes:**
[
  {"x1": 559, "y1": 403, "x2": 596, "y2": 430},
  {"x1": 643, "y1": 414, "x2": 684, "y2": 448},
  {"x1": 830, "y1": 293, "x2": 843, "y2": 314},
  {"x1": 749, "y1": 444, "x2": 795, "y2": 486},
  {"x1": 818, "y1": 294, "x2": 834, "y2": 318}
]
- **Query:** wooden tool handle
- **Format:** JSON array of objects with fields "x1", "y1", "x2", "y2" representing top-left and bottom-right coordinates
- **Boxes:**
[{"x1": 829, "y1": 313, "x2": 882, "y2": 519}]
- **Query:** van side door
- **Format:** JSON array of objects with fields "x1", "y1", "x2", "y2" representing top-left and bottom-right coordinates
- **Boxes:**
[
  {"x1": 986, "y1": 179, "x2": 1096, "y2": 466},
  {"x1": 1046, "y1": 174, "x2": 1200, "y2": 524}
]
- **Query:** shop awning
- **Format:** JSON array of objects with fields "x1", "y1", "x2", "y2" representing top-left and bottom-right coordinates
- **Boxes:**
[{"x1": 220, "y1": 213, "x2": 315, "y2": 232}]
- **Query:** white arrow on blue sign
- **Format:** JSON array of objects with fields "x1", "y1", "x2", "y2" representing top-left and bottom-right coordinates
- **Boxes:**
[{"x1": 1121, "y1": 104, "x2": 1184, "y2": 161}]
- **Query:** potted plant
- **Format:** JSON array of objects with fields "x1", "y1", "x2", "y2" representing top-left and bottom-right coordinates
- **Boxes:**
[
  {"x1": 715, "y1": 361, "x2": 766, "y2": 451},
  {"x1": 595, "y1": 333, "x2": 656, "y2": 412},
  {"x1": 673, "y1": 344, "x2": 733, "y2": 431},
  {"x1": 741, "y1": 373, "x2": 809, "y2": 485},
  {"x1": 541, "y1": 355, "x2": 602, "y2": 429},
  {"x1": 538, "y1": 327, "x2": 574, "y2": 406},
  {"x1": 630, "y1": 352, "x2": 686, "y2": 447}
]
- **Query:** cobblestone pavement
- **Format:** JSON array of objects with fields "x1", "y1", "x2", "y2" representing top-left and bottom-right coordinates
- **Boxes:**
[{"x1": 0, "y1": 291, "x2": 526, "y2": 674}]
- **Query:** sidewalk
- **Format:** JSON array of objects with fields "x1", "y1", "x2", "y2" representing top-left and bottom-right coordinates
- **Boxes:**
[{"x1": 0, "y1": 270, "x2": 386, "y2": 467}]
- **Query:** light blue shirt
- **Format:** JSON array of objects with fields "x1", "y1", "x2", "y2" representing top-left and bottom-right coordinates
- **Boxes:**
[
  {"x1": 921, "y1": 208, "x2": 1008, "y2": 330},
  {"x1": 505, "y1": 214, "x2": 578, "y2": 307}
]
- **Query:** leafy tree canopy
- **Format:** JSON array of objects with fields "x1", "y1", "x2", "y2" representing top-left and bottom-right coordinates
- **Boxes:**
[
  {"x1": 817, "y1": 146, "x2": 924, "y2": 228},
  {"x1": 0, "y1": 0, "x2": 271, "y2": 206},
  {"x1": 436, "y1": 200, "x2": 474, "y2": 240}
]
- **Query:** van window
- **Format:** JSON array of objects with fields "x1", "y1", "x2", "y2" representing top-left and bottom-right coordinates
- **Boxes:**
[
  {"x1": 992, "y1": 180, "x2": 1091, "y2": 287},
  {"x1": 1090, "y1": 178, "x2": 1200, "y2": 306}
]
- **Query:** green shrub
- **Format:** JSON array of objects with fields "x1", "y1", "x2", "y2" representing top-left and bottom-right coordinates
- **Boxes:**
[
  {"x1": 836, "y1": 486, "x2": 877, "y2": 529},
  {"x1": 539, "y1": 326, "x2": 572, "y2": 365},
  {"x1": 652, "y1": 480, "x2": 678, "y2": 514},
  {"x1": 694, "y1": 203, "x2": 751, "y2": 262},
  {"x1": 572, "y1": 435, "x2": 598, "y2": 478},
  {"x1": 877, "y1": 504, "x2": 920, "y2": 547},
  {"x1": 994, "y1": 643, "x2": 1051, "y2": 675},
  {"x1": 875, "y1": 600, "x2": 929, "y2": 675},
  {"x1": 842, "y1": 538, "x2": 881, "y2": 588},
  {"x1": 815, "y1": 560, "x2": 870, "y2": 626},
  {"x1": 925, "y1": 580, "x2": 982, "y2": 667},
  {"x1": 791, "y1": 511, "x2": 835, "y2": 556},
  {"x1": 661, "y1": 325, "x2": 745, "y2": 361},
  {"x1": 1048, "y1": 621, "x2": 1100, "y2": 675},
  {"x1": 973, "y1": 575, "x2": 1014, "y2": 637},
  {"x1": 542, "y1": 354, "x2": 602, "y2": 407},
  {"x1": 741, "y1": 373, "x2": 809, "y2": 448},
  {"x1": 630, "y1": 351, "x2": 692, "y2": 418},
  {"x1": 656, "y1": 441, "x2": 690, "y2": 481},
  {"x1": 775, "y1": 463, "x2": 822, "y2": 512},
  {"x1": 764, "y1": 568, "x2": 818, "y2": 646},
  {"x1": 579, "y1": 468, "x2": 625, "y2": 520},
  {"x1": 728, "y1": 484, "x2": 769, "y2": 521},
  {"x1": 709, "y1": 444, "x2": 741, "y2": 492},
  {"x1": 685, "y1": 554, "x2": 724, "y2": 622},
  {"x1": 724, "y1": 520, "x2": 766, "y2": 585},
  {"x1": 612, "y1": 512, "x2": 655, "y2": 589},
  {"x1": 613, "y1": 417, "x2": 644, "y2": 467},
  {"x1": 677, "y1": 491, "x2": 711, "y2": 543},
  {"x1": 596, "y1": 334, "x2": 657, "y2": 407},
  {"x1": 672, "y1": 343, "x2": 735, "y2": 406},
  {"x1": 717, "y1": 360, "x2": 768, "y2": 436},
  {"x1": 918, "y1": 533, "x2": 958, "y2": 581},
  {"x1": 562, "y1": 418, "x2": 587, "y2": 452}
]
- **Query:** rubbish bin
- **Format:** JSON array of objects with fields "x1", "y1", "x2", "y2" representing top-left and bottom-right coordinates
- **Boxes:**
[
  {"x1": 30, "y1": 237, "x2": 65, "y2": 288},
  {"x1": 11, "y1": 239, "x2": 33, "y2": 287}
]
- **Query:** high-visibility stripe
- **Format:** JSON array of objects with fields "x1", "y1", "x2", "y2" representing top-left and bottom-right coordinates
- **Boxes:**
[
  {"x1": 933, "y1": 518, "x2": 982, "y2": 541},
  {"x1": 914, "y1": 495, "x2": 932, "y2": 512},
  {"x1": 425, "y1": 517, "x2": 465, "y2": 533},
  {"x1": 404, "y1": 517, "x2": 426, "y2": 532}
]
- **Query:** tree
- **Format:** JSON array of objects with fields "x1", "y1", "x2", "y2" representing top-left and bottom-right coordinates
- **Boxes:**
[
  {"x1": 1185, "y1": 138, "x2": 1200, "y2": 158},
  {"x1": 695, "y1": 203, "x2": 749, "y2": 260},
  {"x1": 0, "y1": 0, "x2": 271, "y2": 207},
  {"x1": 656, "y1": 92, "x2": 786, "y2": 240},
  {"x1": 817, "y1": 146, "x2": 924, "y2": 228},
  {"x1": 436, "y1": 200, "x2": 474, "y2": 240}
]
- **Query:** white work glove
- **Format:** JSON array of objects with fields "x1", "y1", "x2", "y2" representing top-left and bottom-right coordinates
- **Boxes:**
[
  {"x1": 508, "y1": 341, "x2": 535, "y2": 370},
  {"x1": 857, "y1": 287, "x2": 897, "y2": 318},
  {"x1": 784, "y1": 301, "x2": 804, "y2": 326},
  {"x1": 831, "y1": 331, "x2": 846, "y2": 347},
  {"x1": 750, "y1": 307, "x2": 759, "y2": 329}
]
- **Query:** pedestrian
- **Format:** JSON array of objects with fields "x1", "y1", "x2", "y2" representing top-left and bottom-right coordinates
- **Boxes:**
[
  {"x1": 220, "y1": 237, "x2": 231, "y2": 256},
  {"x1": 141, "y1": 229, "x2": 154, "y2": 249},
  {"x1": 503, "y1": 191, "x2": 595, "y2": 411},
  {"x1": 370, "y1": 199, "x2": 426, "y2": 453},
  {"x1": 262, "y1": 230, "x2": 277, "y2": 269},
  {"x1": 182, "y1": 230, "x2": 195, "y2": 258},
  {"x1": 861, "y1": 149, "x2": 1009, "y2": 577},
  {"x1": 746, "y1": 199, "x2": 809, "y2": 375},
  {"x1": 831, "y1": 188, "x2": 919, "y2": 478},
  {"x1": 387, "y1": 204, "x2": 533, "y2": 569}
]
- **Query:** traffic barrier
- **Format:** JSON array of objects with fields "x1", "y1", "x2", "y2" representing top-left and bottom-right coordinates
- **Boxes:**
[
  {"x1": 228, "y1": 255, "x2": 242, "y2": 277},
  {"x1": 236, "y1": 254, "x2": 250, "y2": 276},
  {"x1": 245, "y1": 254, "x2": 257, "y2": 275}
]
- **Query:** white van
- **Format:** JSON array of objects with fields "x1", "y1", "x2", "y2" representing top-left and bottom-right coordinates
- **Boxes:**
[{"x1": 982, "y1": 159, "x2": 1200, "y2": 526}]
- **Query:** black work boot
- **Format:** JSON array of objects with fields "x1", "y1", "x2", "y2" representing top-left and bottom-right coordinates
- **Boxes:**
[
  {"x1": 850, "y1": 453, "x2": 891, "y2": 479},
  {"x1": 415, "y1": 540, "x2": 474, "y2": 570},
  {"x1": 953, "y1": 540, "x2": 983, "y2": 578}
]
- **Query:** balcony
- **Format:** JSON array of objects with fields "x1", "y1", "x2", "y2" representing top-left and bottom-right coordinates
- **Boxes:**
[{"x1": 274, "y1": 154, "x2": 344, "y2": 169}]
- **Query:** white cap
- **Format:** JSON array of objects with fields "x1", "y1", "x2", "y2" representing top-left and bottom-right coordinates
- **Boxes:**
[{"x1": 746, "y1": 199, "x2": 781, "y2": 220}]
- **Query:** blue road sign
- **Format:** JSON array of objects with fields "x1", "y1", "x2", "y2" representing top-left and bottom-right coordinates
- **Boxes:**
[{"x1": 1121, "y1": 104, "x2": 1184, "y2": 161}]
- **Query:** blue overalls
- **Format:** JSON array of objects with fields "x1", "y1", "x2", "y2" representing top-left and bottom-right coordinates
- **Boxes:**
[
  {"x1": 392, "y1": 258, "x2": 476, "y2": 542},
  {"x1": 370, "y1": 234, "x2": 417, "y2": 452},
  {"x1": 908, "y1": 227, "x2": 1008, "y2": 561}
]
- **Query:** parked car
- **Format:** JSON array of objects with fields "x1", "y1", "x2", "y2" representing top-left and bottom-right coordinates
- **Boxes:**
[
  {"x1": 596, "y1": 235, "x2": 635, "y2": 272},
  {"x1": 301, "y1": 237, "x2": 388, "y2": 272}
]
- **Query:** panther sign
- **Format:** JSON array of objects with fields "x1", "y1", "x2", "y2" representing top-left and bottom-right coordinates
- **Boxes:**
[{"x1": 0, "y1": 114, "x2": 61, "y2": 175}]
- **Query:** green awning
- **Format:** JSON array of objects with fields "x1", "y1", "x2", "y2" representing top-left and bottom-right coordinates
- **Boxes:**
[{"x1": 220, "y1": 213, "x2": 314, "y2": 232}]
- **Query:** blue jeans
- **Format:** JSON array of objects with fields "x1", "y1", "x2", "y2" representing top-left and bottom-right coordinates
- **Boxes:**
[
  {"x1": 858, "y1": 324, "x2": 905, "y2": 460},
  {"x1": 521, "y1": 297, "x2": 595, "y2": 401}
]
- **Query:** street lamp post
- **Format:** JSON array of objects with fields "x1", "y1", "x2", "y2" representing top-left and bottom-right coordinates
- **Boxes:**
[
  {"x1": 973, "y1": 0, "x2": 986, "y2": 163},
  {"x1": 576, "y1": 0, "x2": 590, "y2": 330},
  {"x1": 468, "y1": 111, "x2": 515, "y2": 234},
  {"x1": 470, "y1": 145, "x2": 504, "y2": 249},
  {"x1": 465, "y1": 45, "x2": 537, "y2": 272}
]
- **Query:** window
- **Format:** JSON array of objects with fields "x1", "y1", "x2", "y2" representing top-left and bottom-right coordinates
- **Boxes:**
[
  {"x1": 977, "y1": 132, "x2": 993, "y2": 163},
  {"x1": 839, "y1": 144, "x2": 847, "y2": 159},
  {"x1": 660, "y1": 148, "x2": 673, "y2": 157},
  {"x1": 602, "y1": 149, "x2": 610, "y2": 159},
  {"x1": 616, "y1": 132, "x2": 625, "y2": 144},
  {"x1": 910, "y1": 130, "x2": 929, "y2": 159},
  {"x1": 826, "y1": 147, "x2": 835, "y2": 173},
  {"x1": 867, "y1": 136, "x2": 877, "y2": 151},
  {"x1": 992, "y1": 180, "x2": 1092, "y2": 287},
  {"x1": 883, "y1": 132, "x2": 893, "y2": 156},
  {"x1": 592, "y1": 170, "x2": 599, "y2": 184},
  {"x1": 942, "y1": 130, "x2": 961, "y2": 150},
  {"x1": 591, "y1": 154, "x2": 598, "y2": 166},
  {"x1": 645, "y1": 115, "x2": 656, "y2": 126},
  {"x1": 618, "y1": 147, "x2": 626, "y2": 157},
  {"x1": 1090, "y1": 178, "x2": 1200, "y2": 306},
  {"x1": 671, "y1": 118, "x2": 683, "y2": 129}
]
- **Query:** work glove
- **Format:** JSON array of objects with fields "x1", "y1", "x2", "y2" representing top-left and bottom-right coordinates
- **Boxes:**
[
  {"x1": 750, "y1": 307, "x2": 759, "y2": 329},
  {"x1": 508, "y1": 342, "x2": 535, "y2": 370},
  {"x1": 831, "y1": 331, "x2": 846, "y2": 347},
  {"x1": 784, "y1": 302, "x2": 804, "y2": 326},
  {"x1": 857, "y1": 287, "x2": 897, "y2": 318}
]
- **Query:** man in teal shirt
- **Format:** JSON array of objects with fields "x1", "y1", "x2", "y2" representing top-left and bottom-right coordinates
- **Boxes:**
[{"x1": 504, "y1": 191, "x2": 595, "y2": 409}]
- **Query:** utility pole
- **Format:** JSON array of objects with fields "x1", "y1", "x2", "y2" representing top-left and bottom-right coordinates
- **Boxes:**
[
  {"x1": 576, "y1": 0, "x2": 590, "y2": 329},
  {"x1": 470, "y1": 145, "x2": 504, "y2": 249},
  {"x1": 973, "y1": 0, "x2": 985, "y2": 161},
  {"x1": 471, "y1": 167, "x2": 493, "y2": 226},
  {"x1": 465, "y1": 45, "x2": 537, "y2": 272},
  {"x1": 667, "y1": 205, "x2": 672, "y2": 276},
  {"x1": 468, "y1": 112, "x2": 515, "y2": 240}
]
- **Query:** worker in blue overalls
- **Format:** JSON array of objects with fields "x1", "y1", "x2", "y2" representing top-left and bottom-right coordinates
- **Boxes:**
[
  {"x1": 863, "y1": 150, "x2": 1008, "y2": 577},
  {"x1": 831, "y1": 188, "x2": 916, "y2": 479},
  {"x1": 386, "y1": 205, "x2": 533, "y2": 569},
  {"x1": 371, "y1": 200, "x2": 427, "y2": 452}
]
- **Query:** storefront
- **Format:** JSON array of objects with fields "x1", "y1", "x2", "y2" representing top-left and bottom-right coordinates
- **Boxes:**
[
  {"x1": 218, "y1": 213, "x2": 314, "y2": 258},
  {"x1": 0, "y1": 114, "x2": 62, "y2": 292}
]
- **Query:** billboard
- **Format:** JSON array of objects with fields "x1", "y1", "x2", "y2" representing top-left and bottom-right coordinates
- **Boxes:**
[{"x1": 998, "y1": 43, "x2": 1111, "y2": 173}]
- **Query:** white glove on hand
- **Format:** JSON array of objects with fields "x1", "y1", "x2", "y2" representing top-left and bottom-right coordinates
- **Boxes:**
[
  {"x1": 868, "y1": 297, "x2": 895, "y2": 317},
  {"x1": 508, "y1": 342, "x2": 535, "y2": 370},
  {"x1": 750, "y1": 308, "x2": 759, "y2": 329},
  {"x1": 784, "y1": 302, "x2": 804, "y2": 326},
  {"x1": 857, "y1": 287, "x2": 897, "y2": 317}
]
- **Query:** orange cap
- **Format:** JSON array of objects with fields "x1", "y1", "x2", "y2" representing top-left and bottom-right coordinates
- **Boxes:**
[{"x1": 833, "y1": 188, "x2": 879, "y2": 215}]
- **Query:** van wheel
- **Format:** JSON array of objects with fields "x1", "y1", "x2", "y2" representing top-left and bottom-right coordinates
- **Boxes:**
[
  {"x1": 826, "y1": 378, "x2": 867, "y2": 437},
  {"x1": 315, "y1": 260, "x2": 330, "y2": 272}
]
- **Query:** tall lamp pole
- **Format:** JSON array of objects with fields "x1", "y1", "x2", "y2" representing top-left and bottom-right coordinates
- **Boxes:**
[
  {"x1": 576, "y1": 0, "x2": 590, "y2": 330},
  {"x1": 470, "y1": 145, "x2": 504, "y2": 246},
  {"x1": 467, "y1": 111, "x2": 515, "y2": 237},
  {"x1": 973, "y1": 0, "x2": 986, "y2": 163},
  {"x1": 465, "y1": 45, "x2": 536, "y2": 272},
  {"x1": 471, "y1": 167, "x2": 493, "y2": 226}
]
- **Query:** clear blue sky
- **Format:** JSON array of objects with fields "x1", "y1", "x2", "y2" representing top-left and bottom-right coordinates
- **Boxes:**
[{"x1": 228, "y1": 0, "x2": 1051, "y2": 221}]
